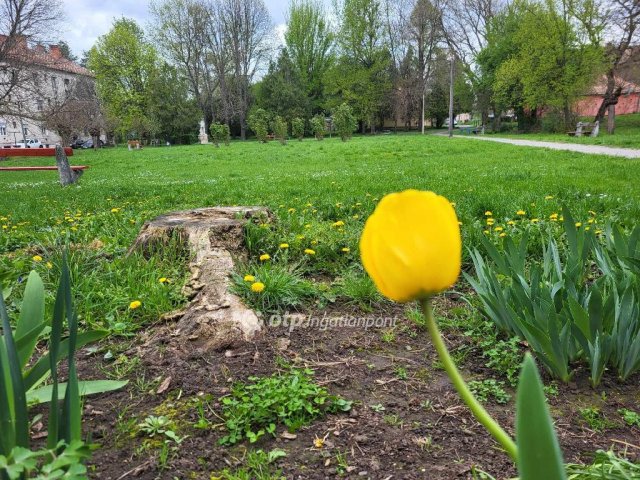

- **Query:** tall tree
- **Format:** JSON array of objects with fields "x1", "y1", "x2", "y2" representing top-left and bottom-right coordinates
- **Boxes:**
[
  {"x1": 219, "y1": 0, "x2": 273, "y2": 139},
  {"x1": 485, "y1": 0, "x2": 604, "y2": 130},
  {"x1": 573, "y1": 0, "x2": 640, "y2": 126},
  {"x1": 149, "y1": 0, "x2": 217, "y2": 128},
  {"x1": 328, "y1": 0, "x2": 392, "y2": 132},
  {"x1": 254, "y1": 48, "x2": 310, "y2": 119},
  {"x1": 285, "y1": 0, "x2": 335, "y2": 111},
  {"x1": 147, "y1": 62, "x2": 201, "y2": 144},
  {"x1": 408, "y1": 0, "x2": 442, "y2": 132},
  {"x1": 87, "y1": 18, "x2": 159, "y2": 140}
]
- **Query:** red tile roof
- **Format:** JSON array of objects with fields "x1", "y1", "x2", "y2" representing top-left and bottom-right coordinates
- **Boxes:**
[{"x1": 0, "y1": 35, "x2": 93, "y2": 77}]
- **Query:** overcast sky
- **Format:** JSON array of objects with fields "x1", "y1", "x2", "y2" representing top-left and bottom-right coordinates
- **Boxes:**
[{"x1": 61, "y1": 0, "x2": 292, "y2": 57}]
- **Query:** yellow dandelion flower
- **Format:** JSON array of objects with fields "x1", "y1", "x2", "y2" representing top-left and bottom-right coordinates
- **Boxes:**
[
  {"x1": 485, "y1": 211, "x2": 493, "y2": 216},
  {"x1": 279, "y1": 243, "x2": 289, "y2": 249},
  {"x1": 545, "y1": 195, "x2": 554, "y2": 200},
  {"x1": 483, "y1": 230, "x2": 490, "y2": 235},
  {"x1": 288, "y1": 208, "x2": 296, "y2": 214},
  {"x1": 296, "y1": 235, "x2": 305, "y2": 240},
  {"x1": 486, "y1": 218, "x2": 495, "y2": 225},
  {"x1": 499, "y1": 233, "x2": 507, "y2": 237},
  {"x1": 549, "y1": 213, "x2": 559, "y2": 220},
  {"x1": 159, "y1": 277, "x2": 168, "y2": 283},
  {"x1": 32, "y1": 255, "x2": 43, "y2": 262},
  {"x1": 595, "y1": 229, "x2": 603, "y2": 235},
  {"x1": 507, "y1": 220, "x2": 516, "y2": 226},
  {"x1": 259, "y1": 254, "x2": 271, "y2": 261},
  {"x1": 251, "y1": 282, "x2": 265, "y2": 293},
  {"x1": 588, "y1": 218, "x2": 595, "y2": 224},
  {"x1": 332, "y1": 220, "x2": 345, "y2": 228},
  {"x1": 304, "y1": 248, "x2": 316, "y2": 255},
  {"x1": 129, "y1": 300, "x2": 142, "y2": 310},
  {"x1": 313, "y1": 437, "x2": 324, "y2": 449},
  {"x1": 46, "y1": 262, "x2": 53, "y2": 269},
  {"x1": 517, "y1": 210, "x2": 526, "y2": 216},
  {"x1": 244, "y1": 274, "x2": 255, "y2": 282},
  {"x1": 111, "y1": 208, "x2": 120, "y2": 213},
  {"x1": 494, "y1": 226, "x2": 504, "y2": 232},
  {"x1": 341, "y1": 247, "x2": 350, "y2": 253},
  {"x1": 531, "y1": 218, "x2": 539, "y2": 223},
  {"x1": 575, "y1": 222, "x2": 582, "y2": 228}
]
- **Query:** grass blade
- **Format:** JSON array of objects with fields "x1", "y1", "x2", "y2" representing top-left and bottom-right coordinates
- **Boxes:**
[
  {"x1": 516, "y1": 354, "x2": 567, "y2": 480},
  {"x1": 0, "y1": 286, "x2": 29, "y2": 449}
]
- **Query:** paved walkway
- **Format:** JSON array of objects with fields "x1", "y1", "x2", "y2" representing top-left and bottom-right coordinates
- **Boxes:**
[{"x1": 442, "y1": 133, "x2": 640, "y2": 159}]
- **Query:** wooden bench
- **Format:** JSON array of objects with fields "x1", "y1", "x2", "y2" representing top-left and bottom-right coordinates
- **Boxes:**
[
  {"x1": 0, "y1": 166, "x2": 87, "y2": 172},
  {"x1": 0, "y1": 146, "x2": 86, "y2": 186},
  {"x1": 568, "y1": 120, "x2": 599, "y2": 137},
  {"x1": 459, "y1": 125, "x2": 480, "y2": 135}
]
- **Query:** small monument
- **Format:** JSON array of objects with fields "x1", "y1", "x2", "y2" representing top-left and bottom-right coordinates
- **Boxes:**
[{"x1": 198, "y1": 119, "x2": 209, "y2": 144}]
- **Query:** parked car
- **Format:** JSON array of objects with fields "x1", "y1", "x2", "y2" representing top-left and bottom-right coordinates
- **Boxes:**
[
  {"x1": 81, "y1": 138, "x2": 104, "y2": 149},
  {"x1": 14, "y1": 139, "x2": 43, "y2": 148},
  {"x1": 70, "y1": 139, "x2": 86, "y2": 149}
]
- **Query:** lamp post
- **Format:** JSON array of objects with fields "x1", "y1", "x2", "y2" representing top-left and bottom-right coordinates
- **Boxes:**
[{"x1": 448, "y1": 51, "x2": 455, "y2": 138}]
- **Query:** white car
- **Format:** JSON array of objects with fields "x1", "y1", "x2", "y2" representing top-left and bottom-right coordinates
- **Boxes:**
[{"x1": 14, "y1": 139, "x2": 43, "y2": 148}]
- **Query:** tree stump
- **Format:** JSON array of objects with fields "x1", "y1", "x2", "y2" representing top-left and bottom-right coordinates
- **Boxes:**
[
  {"x1": 129, "y1": 207, "x2": 270, "y2": 356},
  {"x1": 55, "y1": 145, "x2": 82, "y2": 186}
]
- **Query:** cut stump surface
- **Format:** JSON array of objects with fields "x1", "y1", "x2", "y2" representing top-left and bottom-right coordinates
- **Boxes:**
[{"x1": 129, "y1": 207, "x2": 270, "y2": 355}]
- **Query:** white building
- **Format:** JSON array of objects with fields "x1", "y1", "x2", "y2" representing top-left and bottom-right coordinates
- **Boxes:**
[{"x1": 0, "y1": 35, "x2": 97, "y2": 146}]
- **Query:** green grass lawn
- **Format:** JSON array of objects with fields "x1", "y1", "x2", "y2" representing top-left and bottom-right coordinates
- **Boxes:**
[
  {"x1": 480, "y1": 113, "x2": 640, "y2": 148},
  {"x1": 1, "y1": 134, "x2": 639, "y2": 333}
]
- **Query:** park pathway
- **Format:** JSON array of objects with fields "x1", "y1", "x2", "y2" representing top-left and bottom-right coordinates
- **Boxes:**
[{"x1": 440, "y1": 133, "x2": 640, "y2": 159}]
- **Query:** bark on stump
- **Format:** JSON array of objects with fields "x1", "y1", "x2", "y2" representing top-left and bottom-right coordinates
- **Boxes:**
[
  {"x1": 55, "y1": 145, "x2": 82, "y2": 186},
  {"x1": 129, "y1": 206, "x2": 269, "y2": 356}
]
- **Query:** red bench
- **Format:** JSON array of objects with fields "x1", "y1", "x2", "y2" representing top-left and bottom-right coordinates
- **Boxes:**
[
  {"x1": 0, "y1": 147, "x2": 73, "y2": 157},
  {"x1": 0, "y1": 166, "x2": 87, "y2": 172},
  {"x1": 0, "y1": 147, "x2": 87, "y2": 185}
]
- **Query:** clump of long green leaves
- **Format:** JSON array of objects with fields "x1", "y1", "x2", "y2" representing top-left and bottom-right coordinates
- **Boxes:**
[
  {"x1": 467, "y1": 207, "x2": 640, "y2": 386},
  {"x1": 0, "y1": 260, "x2": 125, "y2": 478}
]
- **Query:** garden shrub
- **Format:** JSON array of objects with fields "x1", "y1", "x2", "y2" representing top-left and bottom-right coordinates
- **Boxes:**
[
  {"x1": 248, "y1": 108, "x2": 270, "y2": 143},
  {"x1": 209, "y1": 122, "x2": 230, "y2": 147},
  {"x1": 273, "y1": 116, "x2": 288, "y2": 145},
  {"x1": 332, "y1": 103, "x2": 357, "y2": 141},
  {"x1": 310, "y1": 114, "x2": 326, "y2": 140},
  {"x1": 291, "y1": 117, "x2": 305, "y2": 141}
]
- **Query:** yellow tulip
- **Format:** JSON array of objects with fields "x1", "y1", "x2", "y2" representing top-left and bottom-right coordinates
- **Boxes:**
[{"x1": 360, "y1": 190, "x2": 461, "y2": 302}]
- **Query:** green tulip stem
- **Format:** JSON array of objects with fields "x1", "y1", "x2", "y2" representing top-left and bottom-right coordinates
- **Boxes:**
[{"x1": 421, "y1": 298, "x2": 518, "y2": 462}]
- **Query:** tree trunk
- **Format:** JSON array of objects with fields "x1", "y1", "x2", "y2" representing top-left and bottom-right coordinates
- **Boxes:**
[
  {"x1": 129, "y1": 206, "x2": 270, "y2": 356},
  {"x1": 607, "y1": 104, "x2": 615, "y2": 134},
  {"x1": 55, "y1": 145, "x2": 80, "y2": 186},
  {"x1": 594, "y1": 70, "x2": 623, "y2": 123}
]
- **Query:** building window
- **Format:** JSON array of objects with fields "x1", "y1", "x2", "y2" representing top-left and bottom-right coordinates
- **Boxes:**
[
  {"x1": 0, "y1": 125, "x2": 6, "y2": 136},
  {"x1": 51, "y1": 76, "x2": 58, "y2": 95},
  {"x1": 37, "y1": 99, "x2": 44, "y2": 111},
  {"x1": 64, "y1": 78, "x2": 71, "y2": 94}
]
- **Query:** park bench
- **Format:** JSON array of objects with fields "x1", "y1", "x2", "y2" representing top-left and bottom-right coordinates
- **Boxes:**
[
  {"x1": 0, "y1": 147, "x2": 87, "y2": 186},
  {"x1": 458, "y1": 125, "x2": 483, "y2": 135},
  {"x1": 567, "y1": 120, "x2": 599, "y2": 137}
]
